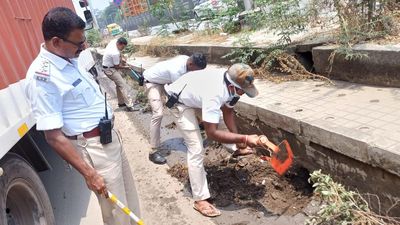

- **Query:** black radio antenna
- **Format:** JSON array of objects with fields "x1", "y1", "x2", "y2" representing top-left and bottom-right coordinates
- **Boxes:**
[
  {"x1": 177, "y1": 84, "x2": 187, "y2": 97},
  {"x1": 104, "y1": 92, "x2": 108, "y2": 120}
]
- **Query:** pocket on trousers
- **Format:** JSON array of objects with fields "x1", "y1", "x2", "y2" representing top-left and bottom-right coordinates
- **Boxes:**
[
  {"x1": 103, "y1": 69, "x2": 113, "y2": 76},
  {"x1": 176, "y1": 107, "x2": 199, "y2": 131}
]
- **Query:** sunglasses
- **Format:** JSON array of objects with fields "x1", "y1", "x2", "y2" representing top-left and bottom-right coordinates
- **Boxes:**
[{"x1": 60, "y1": 36, "x2": 86, "y2": 48}]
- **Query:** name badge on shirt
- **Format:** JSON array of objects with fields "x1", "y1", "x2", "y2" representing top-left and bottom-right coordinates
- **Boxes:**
[
  {"x1": 72, "y1": 78, "x2": 82, "y2": 87},
  {"x1": 34, "y1": 59, "x2": 51, "y2": 82},
  {"x1": 34, "y1": 72, "x2": 50, "y2": 82}
]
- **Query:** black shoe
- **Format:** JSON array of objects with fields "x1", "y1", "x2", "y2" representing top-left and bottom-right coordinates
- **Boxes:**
[
  {"x1": 118, "y1": 103, "x2": 127, "y2": 108},
  {"x1": 149, "y1": 152, "x2": 167, "y2": 164}
]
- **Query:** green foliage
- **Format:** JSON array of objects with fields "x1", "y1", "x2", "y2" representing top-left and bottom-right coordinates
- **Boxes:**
[
  {"x1": 101, "y1": 4, "x2": 121, "y2": 25},
  {"x1": 314, "y1": 0, "x2": 398, "y2": 59},
  {"x1": 86, "y1": 29, "x2": 102, "y2": 47},
  {"x1": 135, "y1": 87, "x2": 148, "y2": 104},
  {"x1": 334, "y1": 47, "x2": 368, "y2": 61},
  {"x1": 252, "y1": 0, "x2": 308, "y2": 41},
  {"x1": 223, "y1": 34, "x2": 260, "y2": 64},
  {"x1": 138, "y1": 19, "x2": 151, "y2": 36},
  {"x1": 196, "y1": 0, "x2": 242, "y2": 34},
  {"x1": 222, "y1": 0, "x2": 309, "y2": 66},
  {"x1": 149, "y1": 0, "x2": 191, "y2": 35},
  {"x1": 122, "y1": 42, "x2": 136, "y2": 56},
  {"x1": 222, "y1": 33, "x2": 287, "y2": 71},
  {"x1": 306, "y1": 170, "x2": 367, "y2": 224},
  {"x1": 305, "y1": 170, "x2": 400, "y2": 225}
]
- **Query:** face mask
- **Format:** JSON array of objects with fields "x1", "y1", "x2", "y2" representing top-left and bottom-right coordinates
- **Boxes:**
[{"x1": 225, "y1": 85, "x2": 241, "y2": 108}]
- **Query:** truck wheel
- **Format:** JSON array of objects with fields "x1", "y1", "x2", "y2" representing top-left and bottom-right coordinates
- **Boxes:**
[{"x1": 0, "y1": 154, "x2": 55, "y2": 225}]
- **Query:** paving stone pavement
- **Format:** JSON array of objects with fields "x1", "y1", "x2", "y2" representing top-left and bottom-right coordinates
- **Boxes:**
[{"x1": 248, "y1": 79, "x2": 400, "y2": 145}]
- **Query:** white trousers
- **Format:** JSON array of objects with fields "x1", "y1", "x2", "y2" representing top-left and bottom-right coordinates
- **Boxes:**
[
  {"x1": 169, "y1": 104, "x2": 234, "y2": 200},
  {"x1": 71, "y1": 129, "x2": 140, "y2": 225},
  {"x1": 145, "y1": 82, "x2": 165, "y2": 151}
]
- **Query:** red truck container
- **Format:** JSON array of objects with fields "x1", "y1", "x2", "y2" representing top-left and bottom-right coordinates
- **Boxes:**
[{"x1": 0, "y1": 1, "x2": 88, "y2": 224}]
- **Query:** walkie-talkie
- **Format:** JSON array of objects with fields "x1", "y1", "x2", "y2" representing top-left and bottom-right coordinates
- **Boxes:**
[
  {"x1": 166, "y1": 84, "x2": 187, "y2": 108},
  {"x1": 99, "y1": 92, "x2": 112, "y2": 144},
  {"x1": 138, "y1": 64, "x2": 144, "y2": 86},
  {"x1": 225, "y1": 96, "x2": 240, "y2": 108}
]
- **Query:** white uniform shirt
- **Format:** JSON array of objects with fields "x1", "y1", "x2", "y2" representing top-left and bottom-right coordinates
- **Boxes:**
[
  {"x1": 25, "y1": 45, "x2": 113, "y2": 136},
  {"x1": 78, "y1": 48, "x2": 96, "y2": 72},
  {"x1": 102, "y1": 39, "x2": 120, "y2": 67},
  {"x1": 164, "y1": 69, "x2": 230, "y2": 124},
  {"x1": 143, "y1": 55, "x2": 189, "y2": 84}
]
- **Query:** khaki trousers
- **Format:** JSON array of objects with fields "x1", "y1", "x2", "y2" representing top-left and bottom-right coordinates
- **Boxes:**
[
  {"x1": 103, "y1": 68, "x2": 133, "y2": 107},
  {"x1": 145, "y1": 83, "x2": 165, "y2": 151},
  {"x1": 71, "y1": 129, "x2": 140, "y2": 225},
  {"x1": 169, "y1": 104, "x2": 234, "y2": 200}
]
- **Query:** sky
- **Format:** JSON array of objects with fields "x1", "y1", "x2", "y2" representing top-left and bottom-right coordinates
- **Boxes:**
[{"x1": 88, "y1": 0, "x2": 112, "y2": 10}]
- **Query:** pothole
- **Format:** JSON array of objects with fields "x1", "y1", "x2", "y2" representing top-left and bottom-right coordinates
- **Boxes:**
[
  {"x1": 370, "y1": 99, "x2": 380, "y2": 103},
  {"x1": 324, "y1": 116, "x2": 335, "y2": 121},
  {"x1": 295, "y1": 109, "x2": 303, "y2": 112},
  {"x1": 312, "y1": 89, "x2": 320, "y2": 92},
  {"x1": 337, "y1": 93, "x2": 346, "y2": 97},
  {"x1": 275, "y1": 102, "x2": 282, "y2": 106},
  {"x1": 359, "y1": 126, "x2": 370, "y2": 131}
]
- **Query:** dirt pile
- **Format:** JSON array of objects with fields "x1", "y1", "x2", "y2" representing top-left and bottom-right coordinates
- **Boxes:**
[
  {"x1": 168, "y1": 145, "x2": 314, "y2": 216},
  {"x1": 167, "y1": 163, "x2": 189, "y2": 183}
]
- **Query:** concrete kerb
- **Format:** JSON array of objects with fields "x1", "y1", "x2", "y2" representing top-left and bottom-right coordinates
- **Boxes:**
[
  {"x1": 313, "y1": 44, "x2": 400, "y2": 87},
  {"x1": 236, "y1": 97, "x2": 400, "y2": 179},
  {"x1": 133, "y1": 42, "x2": 400, "y2": 88},
  {"x1": 133, "y1": 44, "x2": 234, "y2": 64},
  {"x1": 367, "y1": 144, "x2": 400, "y2": 177},
  {"x1": 300, "y1": 119, "x2": 371, "y2": 164},
  {"x1": 132, "y1": 44, "x2": 295, "y2": 65}
]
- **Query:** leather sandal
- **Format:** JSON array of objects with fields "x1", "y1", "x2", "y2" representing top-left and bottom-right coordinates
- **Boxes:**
[{"x1": 193, "y1": 203, "x2": 221, "y2": 217}]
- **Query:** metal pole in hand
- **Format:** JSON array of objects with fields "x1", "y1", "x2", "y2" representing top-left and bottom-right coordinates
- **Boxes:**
[{"x1": 107, "y1": 191, "x2": 145, "y2": 225}]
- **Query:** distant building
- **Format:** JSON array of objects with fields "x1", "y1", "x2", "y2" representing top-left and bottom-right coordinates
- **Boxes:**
[{"x1": 121, "y1": 0, "x2": 149, "y2": 17}]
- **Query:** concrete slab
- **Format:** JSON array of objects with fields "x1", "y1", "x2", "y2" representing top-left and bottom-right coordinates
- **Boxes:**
[{"x1": 313, "y1": 44, "x2": 400, "y2": 87}]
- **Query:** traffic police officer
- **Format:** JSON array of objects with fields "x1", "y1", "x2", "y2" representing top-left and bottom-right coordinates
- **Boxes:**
[
  {"x1": 102, "y1": 37, "x2": 137, "y2": 111},
  {"x1": 143, "y1": 53, "x2": 207, "y2": 164},
  {"x1": 24, "y1": 7, "x2": 140, "y2": 225},
  {"x1": 164, "y1": 63, "x2": 261, "y2": 217}
]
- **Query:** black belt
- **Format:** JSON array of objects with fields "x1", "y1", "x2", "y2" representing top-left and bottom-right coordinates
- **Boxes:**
[{"x1": 103, "y1": 66, "x2": 114, "y2": 69}]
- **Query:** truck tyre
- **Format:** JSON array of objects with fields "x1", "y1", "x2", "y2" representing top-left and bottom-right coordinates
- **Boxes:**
[{"x1": 0, "y1": 154, "x2": 55, "y2": 225}]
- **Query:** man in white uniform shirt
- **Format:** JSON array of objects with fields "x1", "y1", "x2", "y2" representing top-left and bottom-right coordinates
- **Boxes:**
[
  {"x1": 102, "y1": 37, "x2": 136, "y2": 111},
  {"x1": 164, "y1": 63, "x2": 261, "y2": 217},
  {"x1": 143, "y1": 53, "x2": 207, "y2": 164},
  {"x1": 24, "y1": 8, "x2": 140, "y2": 225}
]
